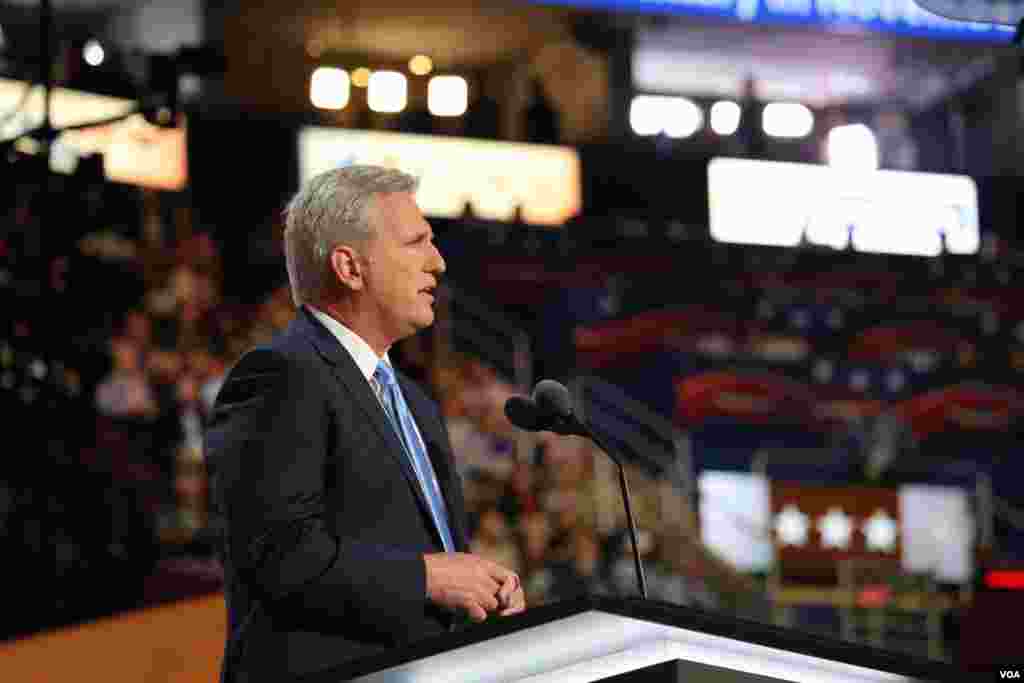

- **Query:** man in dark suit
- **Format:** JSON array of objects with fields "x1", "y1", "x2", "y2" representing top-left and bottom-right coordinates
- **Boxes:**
[{"x1": 206, "y1": 165, "x2": 525, "y2": 682}]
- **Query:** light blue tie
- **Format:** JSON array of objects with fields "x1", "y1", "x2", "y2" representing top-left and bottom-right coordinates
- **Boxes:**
[{"x1": 373, "y1": 360, "x2": 455, "y2": 553}]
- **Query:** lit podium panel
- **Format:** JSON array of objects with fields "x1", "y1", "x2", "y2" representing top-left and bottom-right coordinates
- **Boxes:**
[{"x1": 303, "y1": 597, "x2": 952, "y2": 683}]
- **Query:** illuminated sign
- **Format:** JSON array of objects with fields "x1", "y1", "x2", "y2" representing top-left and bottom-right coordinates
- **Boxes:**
[
  {"x1": 698, "y1": 472, "x2": 973, "y2": 582},
  {"x1": 298, "y1": 127, "x2": 582, "y2": 227},
  {"x1": 708, "y1": 157, "x2": 979, "y2": 257},
  {"x1": 530, "y1": 0, "x2": 1014, "y2": 42},
  {"x1": 0, "y1": 78, "x2": 188, "y2": 190}
]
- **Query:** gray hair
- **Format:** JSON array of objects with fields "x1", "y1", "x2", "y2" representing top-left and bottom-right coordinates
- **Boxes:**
[{"x1": 283, "y1": 165, "x2": 419, "y2": 307}]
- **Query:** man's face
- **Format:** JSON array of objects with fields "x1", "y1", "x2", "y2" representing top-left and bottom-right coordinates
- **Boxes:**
[{"x1": 361, "y1": 191, "x2": 446, "y2": 342}]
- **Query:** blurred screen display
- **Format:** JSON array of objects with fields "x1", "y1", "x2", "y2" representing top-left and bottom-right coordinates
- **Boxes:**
[
  {"x1": 298, "y1": 127, "x2": 582, "y2": 227},
  {"x1": 699, "y1": 471, "x2": 774, "y2": 573},
  {"x1": 0, "y1": 77, "x2": 188, "y2": 191},
  {"x1": 529, "y1": 0, "x2": 1015, "y2": 42},
  {"x1": 698, "y1": 471, "x2": 974, "y2": 582},
  {"x1": 58, "y1": 114, "x2": 188, "y2": 191},
  {"x1": 708, "y1": 157, "x2": 979, "y2": 257},
  {"x1": 900, "y1": 484, "x2": 974, "y2": 583}
]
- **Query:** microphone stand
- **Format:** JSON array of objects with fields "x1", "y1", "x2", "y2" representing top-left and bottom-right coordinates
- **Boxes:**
[
  {"x1": 557, "y1": 414, "x2": 648, "y2": 600},
  {"x1": 589, "y1": 427, "x2": 649, "y2": 600}
]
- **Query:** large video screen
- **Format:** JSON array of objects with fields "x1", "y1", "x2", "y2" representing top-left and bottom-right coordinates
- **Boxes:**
[
  {"x1": 0, "y1": 78, "x2": 188, "y2": 191},
  {"x1": 708, "y1": 157, "x2": 979, "y2": 257},
  {"x1": 528, "y1": 0, "x2": 1014, "y2": 42},
  {"x1": 298, "y1": 127, "x2": 582, "y2": 227}
]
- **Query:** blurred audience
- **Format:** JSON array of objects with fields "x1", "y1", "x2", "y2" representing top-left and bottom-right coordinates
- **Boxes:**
[
  {"x1": 470, "y1": 505, "x2": 523, "y2": 577},
  {"x1": 95, "y1": 336, "x2": 158, "y2": 419}
]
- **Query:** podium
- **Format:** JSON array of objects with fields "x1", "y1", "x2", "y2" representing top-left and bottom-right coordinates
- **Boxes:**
[{"x1": 302, "y1": 597, "x2": 954, "y2": 682}]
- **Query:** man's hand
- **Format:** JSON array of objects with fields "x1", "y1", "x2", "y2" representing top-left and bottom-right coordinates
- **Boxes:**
[
  {"x1": 423, "y1": 552, "x2": 524, "y2": 622},
  {"x1": 495, "y1": 573, "x2": 526, "y2": 616}
]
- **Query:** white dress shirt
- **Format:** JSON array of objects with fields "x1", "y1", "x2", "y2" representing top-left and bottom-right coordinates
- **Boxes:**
[
  {"x1": 308, "y1": 306, "x2": 387, "y2": 383},
  {"x1": 307, "y1": 305, "x2": 430, "y2": 456}
]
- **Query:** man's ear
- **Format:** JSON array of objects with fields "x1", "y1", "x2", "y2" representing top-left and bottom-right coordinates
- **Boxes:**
[{"x1": 329, "y1": 245, "x2": 364, "y2": 291}]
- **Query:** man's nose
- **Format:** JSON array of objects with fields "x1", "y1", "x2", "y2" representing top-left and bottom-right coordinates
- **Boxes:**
[{"x1": 429, "y1": 244, "x2": 446, "y2": 275}]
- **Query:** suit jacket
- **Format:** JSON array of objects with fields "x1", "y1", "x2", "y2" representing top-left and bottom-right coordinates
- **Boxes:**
[{"x1": 205, "y1": 307, "x2": 470, "y2": 682}]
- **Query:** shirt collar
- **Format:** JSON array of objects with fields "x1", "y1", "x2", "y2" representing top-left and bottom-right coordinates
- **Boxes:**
[{"x1": 307, "y1": 305, "x2": 390, "y2": 383}]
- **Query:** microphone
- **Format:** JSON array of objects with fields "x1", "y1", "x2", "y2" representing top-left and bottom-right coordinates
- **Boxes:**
[
  {"x1": 503, "y1": 380, "x2": 649, "y2": 600},
  {"x1": 503, "y1": 391, "x2": 584, "y2": 436},
  {"x1": 532, "y1": 379, "x2": 576, "y2": 424},
  {"x1": 503, "y1": 396, "x2": 549, "y2": 432}
]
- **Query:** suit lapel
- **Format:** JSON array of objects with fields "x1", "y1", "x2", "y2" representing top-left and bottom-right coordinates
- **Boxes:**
[{"x1": 295, "y1": 309, "x2": 436, "y2": 536}]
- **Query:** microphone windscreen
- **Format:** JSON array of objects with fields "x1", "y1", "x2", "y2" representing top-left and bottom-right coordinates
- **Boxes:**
[
  {"x1": 532, "y1": 379, "x2": 573, "y2": 419},
  {"x1": 504, "y1": 396, "x2": 546, "y2": 431}
]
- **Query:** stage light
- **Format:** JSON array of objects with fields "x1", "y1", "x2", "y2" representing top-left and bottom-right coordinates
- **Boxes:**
[
  {"x1": 310, "y1": 67, "x2": 350, "y2": 110},
  {"x1": 710, "y1": 101, "x2": 741, "y2": 135},
  {"x1": 629, "y1": 95, "x2": 702, "y2": 138},
  {"x1": 352, "y1": 67, "x2": 371, "y2": 88},
  {"x1": 368, "y1": 70, "x2": 407, "y2": 113},
  {"x1": 763, "y1": 102, "x2": 814, "y2": 138},
  {"x1": 663, "y1": 98, "x2": 702, "y2": 138},
  {"x1": 630, "y1": 96, "x2": 662, "y2": 136},
  {"x1": 428, "y1": 75, "x2": 467, "y2": 117},
  {"x1": 409, "y1": 55, "x2": 433, "y2": 76},
  {"x1": 827, "y1": 123, "x2": 878, "y2": 171},
  {"x1": 83, "y1": 39, "x2": 105, "y2": 67}
]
